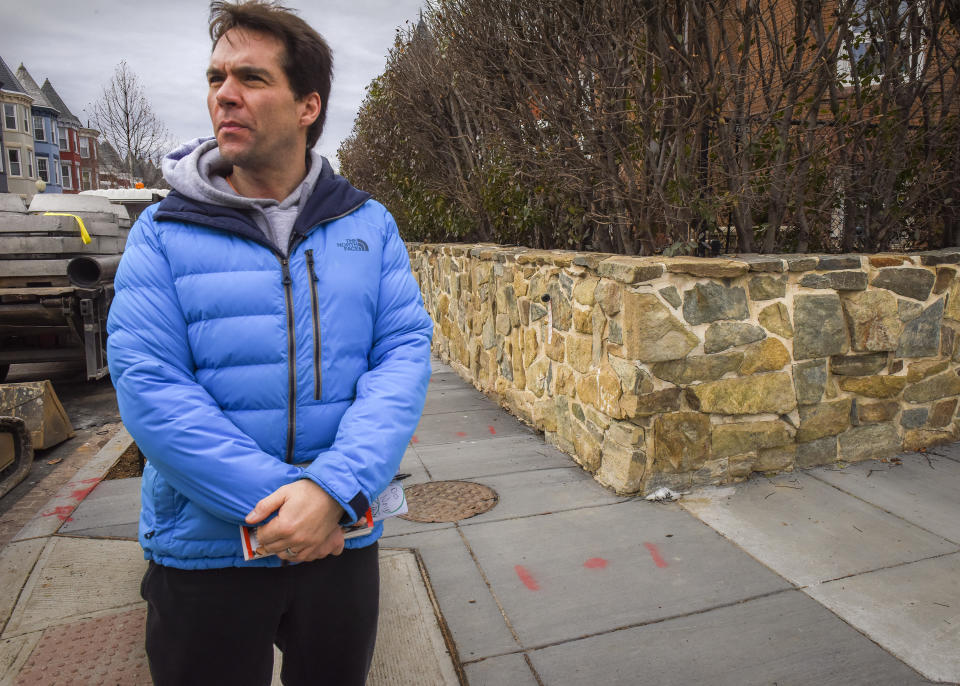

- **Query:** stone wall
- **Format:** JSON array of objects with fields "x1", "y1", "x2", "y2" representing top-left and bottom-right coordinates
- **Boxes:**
[{"x1": 408, "y1": 244, "x2": 960, "y2": 495}]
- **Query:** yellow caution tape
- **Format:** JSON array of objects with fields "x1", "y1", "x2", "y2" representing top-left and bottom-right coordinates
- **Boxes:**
[{"x1": 43, "y1": 212, "x2": 91, "y2": 245}]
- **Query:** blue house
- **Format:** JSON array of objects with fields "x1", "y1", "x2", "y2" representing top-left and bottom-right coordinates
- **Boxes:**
[{"x1": 16, "y1": 64, "x2": 61, "y2": 194}]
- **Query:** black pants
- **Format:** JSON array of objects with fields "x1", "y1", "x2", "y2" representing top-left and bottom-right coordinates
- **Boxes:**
[{"x1": 141, "y1": 543, "x2": 379, "y2": 686}]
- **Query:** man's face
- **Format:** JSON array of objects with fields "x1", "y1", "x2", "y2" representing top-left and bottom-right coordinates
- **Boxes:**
[{"x1": 206, "y1": 28, "x2": 319, "y2": 170}]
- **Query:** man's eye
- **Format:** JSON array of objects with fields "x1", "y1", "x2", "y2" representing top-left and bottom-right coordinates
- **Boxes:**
[{"x1": 209, "y1": 76, "x2": 223, "y2": 86}]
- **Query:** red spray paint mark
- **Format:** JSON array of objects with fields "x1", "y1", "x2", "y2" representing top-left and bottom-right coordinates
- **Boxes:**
[
  {"x1": 488, "y1": 425, "x2": 497, "y2": 435},
  {"x1": 456, "y1": 431, "x2": 467, "y2": 437},
  {"x1": 411, "y1": 435, "x2": 419, "y2": 444},
  {"x1": 42, "y1": 505, "x2": 75, "y2": 522},
  {"x1": 644, "y1": 542, "x2": 668, "y2": 568},
  {"x1": 70, "y1": 485, "x2": 97, "y2": 502},
  {"x1": 584, "y1": 557, "x2": 608, "y2": 569},
  {"x1": 515, "y1": 565, "x2": 540, "y2": 590}
]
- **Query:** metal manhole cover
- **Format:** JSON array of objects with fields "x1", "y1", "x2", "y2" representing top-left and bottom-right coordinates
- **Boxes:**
[{"x1": 400, "y1": 481, "x2": 498, "y2": 523}]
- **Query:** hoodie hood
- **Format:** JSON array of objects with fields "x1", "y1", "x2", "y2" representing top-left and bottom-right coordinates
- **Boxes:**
[{"x1": 156, "y1": 137, "x2": 371, "y2": 252}]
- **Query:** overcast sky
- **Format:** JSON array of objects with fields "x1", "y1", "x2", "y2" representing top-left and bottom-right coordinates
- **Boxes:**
[{"x1": 1, "y1": 0, "x2": 425, "y2": 170}]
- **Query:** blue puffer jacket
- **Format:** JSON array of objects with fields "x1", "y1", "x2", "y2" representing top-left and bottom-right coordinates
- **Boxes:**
[{"x1": 106, "y1": 171, "x2": 433, "y2": 569}]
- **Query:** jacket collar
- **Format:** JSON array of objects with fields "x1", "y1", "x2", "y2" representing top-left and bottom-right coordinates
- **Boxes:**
[{"x1": 154, "y1": 156, "x2": 371, "y2": 251}]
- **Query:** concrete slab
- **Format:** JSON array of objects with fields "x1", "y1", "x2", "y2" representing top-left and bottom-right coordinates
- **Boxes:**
[
  {"x1": 459, "y1": 468, "x2": 626, "y2": 526},
  {"x1": 367, "y1": 549, "x2": 460, "y2": 686},
  {"x1": 412, "y1": 408, "x2": 535, "y2": 447},
  {"x1": 397, "y1": 447, "x2": 430, "y2": 484},
  {"x1": 461, "y1": 501, "x2": 791, "y2": 648},
  {"x1": 464, "y1": 653, "x2": 539, "y2": 686},
  {"x1": 810, "y1": 454, "x2": 960, "y2": 544},
  {"x1": 806, "y1": 552, "x2": 960, "y2": 683},
  {"x1": 382, "y1": 529, "x2": 520, "y2": 661},
  {"x1": 529, "y1": 590, "x2": 928, "y2": 686},
  {"x1": 0, "y1": 539, "x2": 44, "y2": 633},
  {"x1": 930, "y1": 442, "x2": 960, "y2": 463},
  {"x1": 682, "y1": 473, "x2": 957, "y2": 587},
  {"x1": 59, "y1": 477, "x2": 140, "y2": 539},
  {"x1": 426, "y1": 371, "x2": 474, "y2": 392},
  {"x1": 13, "y1": 426, "x2": 134, "y2": 542},
  {"x1": 430, "y1": 359, "x2": 452, "y2": 374},
  {"x1": 2, "y1": 537, "x2": 146, "y2": 638},
  {"x1": 415, "y1": 435, "x2": 575, "y2": 481},
  {"x1": 422, "y1": 387, "x2": 498, "y2": 415}
]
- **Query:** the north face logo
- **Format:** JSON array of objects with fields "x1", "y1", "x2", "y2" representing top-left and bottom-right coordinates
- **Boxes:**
[{"x1": 337, "y1": 238, "x2": 369, "y2": 252}]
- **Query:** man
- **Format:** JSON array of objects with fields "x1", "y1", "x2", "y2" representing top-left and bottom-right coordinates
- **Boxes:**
[{"x1": 106, "y1": 2, "x2": 433, "y2": 684}]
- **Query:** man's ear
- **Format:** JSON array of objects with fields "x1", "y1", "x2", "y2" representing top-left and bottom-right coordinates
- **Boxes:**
[{"x1": 299, "y1": 92, "x2": 321, "y2": 129}]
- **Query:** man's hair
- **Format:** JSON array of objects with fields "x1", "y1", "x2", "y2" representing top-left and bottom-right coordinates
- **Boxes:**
[{"x1": 209, "y1": 1, "x2": 332, "y2": 148}]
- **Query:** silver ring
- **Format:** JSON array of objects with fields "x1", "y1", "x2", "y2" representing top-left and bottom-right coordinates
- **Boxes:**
[{"x1": 285, "y1": 547, "x2": 295, "y2": 557}]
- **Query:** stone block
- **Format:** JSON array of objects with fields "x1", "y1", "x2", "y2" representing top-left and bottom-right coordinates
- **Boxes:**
[
  {"x1": 597, "y1": 444, "x2": 647, "y2": 494},
  {"x1": 902, "y1": 370, "x2": 960, "y2": 403},
  {"x1": 573, "y1": 277, "x2": 599, "y2": 306},
  {"x1": 929, "y1": 398, "x2": 957, "y2": 427},
  {"x1": 597, "y1": 365, "x2": 624, "y2": 417},
  {"x1": 533, "y1": 399, "x2": 558, "y2": 432},
  {"x1": 837, "y1": 375, "x2": 907, "y2": 398},
  {"x1": 653, "y1": 412, "x2": 712, "y2": 472},
  {"x1": 530, "y1": 301, "x2": 548, "y2": 323},
  {"x1": 797, "y1": 399, "x2": 853, "y2": 442},
  {"x1": 871, "y1": 267, "x2": 936, "y2": 301},
  {"x1": 896, "y1": 299, "x2": 943, "y2": 358},
  {"x1": 838, "y1": 423, "x2": 900, "y2": 462},
  {"x1": 902, "y1": 427, "x2": 957, "y2": 451},
  {"x1": 623, "y1": 292, "x2": 698, "y2": 363},
  {"x1": 829, "y1": 353, "x2": 888, "y2": 376},
  {"x1": 651, "y1": 352, "x2": 743, "y2": 385},
  {"x1": 758, "y1": 302, "x2": 793, "y2": 338},
  {"x1": 818, "y1": 256, "x2": 862, "y2": 270},
  {"x1": 659, "y1": 286, "x2": 681, "y2": 308},
  {"x1": 685, "y1": 372, "x2": 796, "y2": 415},
  {"x1": 793, "y1": 294, "x2": 849, "y2": 359},
  {"x1": 682, "y1": 282, "x2": 749, "y2": 325},
  {"x1": 900, "y1": 408, "x2": 928, "y2": 429},
  {"x1": 784, "y1": 255, "x2": 819, "y2": 272},
  {"x1": 906, "y1": 359, "x2": 948, "y2": 383},
  {"x1": 869, "y1": 255, "x2": 907, "y2": 267},
  {"x1": 572, "y1": 304, "x2": 593, "y2": 334},
  {"x1": 756, "y1": 444, "x2": 796, "y2": 472},
  {"x1": 621, "y1": 388, "x2": 682, "y2": 418},
  {"x1": 796, "y1": 435, "x2": 838, "y2": 467},
  {"x1": 572, "y1": 420, "x2": 605, "y2": 472},
  {"x1": 594, "y1": 280, "x2": 622, "y2": 316},
  {"x1": 555, "y1": 366, "x2": 575, "y2": 396},
  {"x1": 666, "y1": 259, "x2": 748, "y2": 278},
  {"x1": 547, "y1": 281, "x2": 573, "y2": 331},
  {"x1": 918, "y1": 248, "x2": 960, "y2": 265},
  {"x1": 607, "y1": 354, "x2": 654, "y2": 395},
  {"x1": 567, "y1": 334, "x2": 594, "y2": 373},
  {"x1": 597, "y1": 257, "x2": 663, "y2": 284},
  {"x1": 799, "y1": 271, "x2": 868, "y2": 290},
  {"x1": 576, "y1": 373, "x2": 599, "y2": 408},
  {"x1": 898, "y1": 299, "x2": 922, "y2": 322},
  {"x1": 712, "y1": 420, "x2": 793, "y2": 458},
  {"x1": 748, "y1": 275, "x2": 787, "y2": 301},
  {"x1": 841, "y1": 290, "x2": 901, "y2": 352},
  {"x1": 793, "y1": 359, "x2": 827, "y2": 405},
  {"x1": 496, "y1": 313, "x2": 512, "y2": 336},
  {"x1": 933, "y1": 267, "x2": 956, "y2": 295},
  {"x1": 740, "y1": 338, "x2": 791, "y2": 375},
  {"x1": 704, "y1": 322, "x2": 766, "y2": 354},
  {"x1": 857, "y1": 400, "x2": 899, "y2": 423},
  {"x1": 526, "y1": 358, "x2": 551, "y2": 397},
  {"x1": 545, "y1": 331, "x2": 565, "y2": 362},
  {"x1": 482, "y1": 317, "x2": 496, "y2": 350},
  {"x1": 742, "y1": 255, "x2": 787, "y2": 272}
]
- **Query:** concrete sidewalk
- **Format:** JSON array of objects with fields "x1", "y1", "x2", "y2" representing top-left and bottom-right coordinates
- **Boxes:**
[{"x1": 2, "y1": 358, "x2": 959, "y2": 684}]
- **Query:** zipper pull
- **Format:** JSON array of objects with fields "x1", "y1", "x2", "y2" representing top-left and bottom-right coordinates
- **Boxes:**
[
  {"x1": 280, "y1": 258, "x2": 292, "y2": 285},
  {"x1": 305, "y1": 249, "x2": 318, "y2": 283}
]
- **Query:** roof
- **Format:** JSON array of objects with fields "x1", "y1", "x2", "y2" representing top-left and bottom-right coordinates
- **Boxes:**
[
  {"x1": 0, "y1": 55, "x2": 27, "y2": 95},
  {"x1": 40, "y1": 79, "x2": 81, "y2": 127},
  {"x1": 15, "y1": 65, "x2": 58, "y2": 114},
  {"x1": 97, "y1": 140, "x2": 124, "y2": 167}
]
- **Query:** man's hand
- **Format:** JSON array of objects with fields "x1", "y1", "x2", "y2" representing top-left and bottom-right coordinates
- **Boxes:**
[{"x1": 245, "y1": 480, "x2": 346, "y2": 562}]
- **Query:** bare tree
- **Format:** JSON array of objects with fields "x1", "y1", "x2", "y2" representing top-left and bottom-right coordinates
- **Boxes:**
[{"x1": 89, "y1": 61, "x2": 171, "y2": 180}]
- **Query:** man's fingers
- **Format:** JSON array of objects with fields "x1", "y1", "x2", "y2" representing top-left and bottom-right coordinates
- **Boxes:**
[{"x1": 245, "y1": 488, "x2": 287, "y2": 525}]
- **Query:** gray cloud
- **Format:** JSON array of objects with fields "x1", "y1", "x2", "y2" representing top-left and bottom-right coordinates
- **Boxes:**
[{"x1": 2, "y1": 0, "x2": 424, "y2": 170}]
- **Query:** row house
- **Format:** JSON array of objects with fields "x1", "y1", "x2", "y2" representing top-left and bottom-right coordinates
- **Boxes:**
[
  {"x1": 0, "y1": 53, "x2": 101, "y2": 201},
  {"x1": 16, "y1": 64, "x2": 62, "y2": 194}
]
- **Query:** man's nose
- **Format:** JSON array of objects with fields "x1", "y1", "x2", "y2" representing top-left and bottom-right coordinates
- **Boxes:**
[{"x1": 216, "y1": 76, "x2": 241, "y2": 107}]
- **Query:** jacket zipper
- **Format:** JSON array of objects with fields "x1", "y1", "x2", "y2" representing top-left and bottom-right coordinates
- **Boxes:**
[
  {"x1": 279, "y1": 257, "x2": 296, "y2": 463},
  {"x1": 304, "y1": 249, "x2": 322, "y2": 400}
]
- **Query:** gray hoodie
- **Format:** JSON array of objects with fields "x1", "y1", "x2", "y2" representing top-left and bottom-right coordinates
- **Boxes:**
[{"x1": 162, "y1": 137, "x2": 324, "y2": 255}]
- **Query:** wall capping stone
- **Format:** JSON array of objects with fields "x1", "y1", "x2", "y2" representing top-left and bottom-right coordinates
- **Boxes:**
[{"x1": 409, "y1": 243, "x2": 960, "y2": 495}]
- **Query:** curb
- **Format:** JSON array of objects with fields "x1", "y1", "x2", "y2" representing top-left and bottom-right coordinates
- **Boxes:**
[{"x1": 12, "y1": 425, "x2": 135, "y2": 542}]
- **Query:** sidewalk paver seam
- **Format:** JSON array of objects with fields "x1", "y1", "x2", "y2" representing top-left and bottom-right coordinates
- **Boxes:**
[
  {"x1": 808, "y1": 549, "x2": 960, "y2": 586},
  {"x1": 454, "y1": 497, "x2": 633, "y2": 529},
  {"x1": 805, "y1": 469, "x2": 960, "y2": 547}
]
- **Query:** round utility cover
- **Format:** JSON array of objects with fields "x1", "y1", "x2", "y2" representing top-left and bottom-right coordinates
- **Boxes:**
[{"x1": 400, "y1": 481, "x2": 498, "y2": 523}]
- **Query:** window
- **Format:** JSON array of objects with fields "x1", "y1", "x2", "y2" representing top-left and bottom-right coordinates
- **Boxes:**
[
  {"x1": 33, "y1": 116, "x2": 44, "y2": 141},
  {"x1": 7, "y1": 149, "x2": 21, "y2": 176},
  {"x1": 52, "y1": 160, "x2": 59, "y2": 185},
  {"x1": 840, "y1": 1, "x2": 923, "y2": 85},
  {"x1": 37, "y1": 156, "x2": 48, "y2": 183},
  {"x1": 61, "y1": 162, "x2": 72, "y2": 189},
  {"x1": 0, "y1": 150, "x2": 4, "y2": 174},
  {"x1": 3, "y1": 104, "x2": 15, "y2": 130},
  {"x1": 58, "y1": 126, "x2": 68, "y2": 151},
  {"x1": 81, "y1": 169, "x2": 92, "y2": 190},
  {"x1": 26, "y1": 150, "x2": 34, "y2": 178},
  {"x1": 21, "y1": 106, "x2": 29, "y2": 133},
  {"x1": 51, "y1": 121, "x2": 57, "y2": 145},
  {"x1": 79, "y1": 137, "x2": 90, "y2": 158}
]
